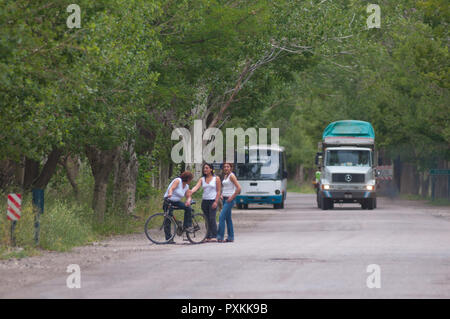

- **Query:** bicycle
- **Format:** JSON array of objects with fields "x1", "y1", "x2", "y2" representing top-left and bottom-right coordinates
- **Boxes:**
[{"x1": 144, "y1": 199, "x2": 208, "y2": 244}]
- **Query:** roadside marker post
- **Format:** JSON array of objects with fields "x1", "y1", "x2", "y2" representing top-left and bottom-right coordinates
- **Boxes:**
[
  {"x1": 32, "y1": 189, "x2": 44, "y2": 246},
  {"x1": 7, "y1": 193, "x2": 22, "y2": 246}
]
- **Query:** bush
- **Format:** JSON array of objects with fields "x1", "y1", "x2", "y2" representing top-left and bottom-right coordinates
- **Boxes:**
[
  {"x1": 39, "y1": 200, "x2": 95, "y2": 251},
  {"x1": 0, "y1": 162, "x2": 167, "y2": 258}
]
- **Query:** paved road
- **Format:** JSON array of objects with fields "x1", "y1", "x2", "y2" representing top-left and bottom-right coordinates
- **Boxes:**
[{"x1": 3, "y1": 193, "x2": 450, "y2": 298}]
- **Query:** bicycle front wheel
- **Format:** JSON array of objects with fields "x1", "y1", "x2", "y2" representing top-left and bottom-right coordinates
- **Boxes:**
[
  {"x1": 144, "y1": 213, "x2": 176, "y2": 244},
  {"x1": 186, "y1": 213, "x2": 209, "y2": 244}
]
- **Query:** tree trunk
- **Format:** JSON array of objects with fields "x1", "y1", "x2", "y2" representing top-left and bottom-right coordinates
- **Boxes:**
[
  {"x1": 22, "y1": 148, "x2": 62, "y2": 191},
  {"x1": 63, "y1": 155, "x2": 80, "y2": 198},
  {"x1": 14, "y1": 157, "x2": 25, "y2": 188},
  {"x1": 400, "y1": 162, "x2": 420, "y2": 195},
  {"x1": 113, "y1": 140, "x2": 138, "y2": 215},
  {"x1": 0, "y1": 159, "x2": 17, "y2": 190},
  {"x1": 23, "y1": 157, "x2": 40, "y2": 190},
  {"x1": 86, "y1": 146, "x2": 118, "y2": 222},
  {"x1": 33, "y1": 148, "x2": 63, "y2": 189},
  {"x1": 435, "y1": 159, "x2": 449, "y2": 199},
  {"x1": 420, "y1": 171, "x2": 430, "y2": 198},
  {"x1": 393, "y1": 156, "x2": 402, "y2": 194},
  {"x1": 294, "y1": 164, "x2": 304, "y2": 185}
]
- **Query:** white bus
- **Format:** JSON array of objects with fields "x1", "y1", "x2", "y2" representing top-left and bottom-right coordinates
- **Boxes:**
[{"x1": 234, "y1": 145, "x2": 288, "y2": 209}]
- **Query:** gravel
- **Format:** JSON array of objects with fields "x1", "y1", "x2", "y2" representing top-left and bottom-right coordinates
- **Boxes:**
[{"x1": 0, "y1": 206, "x2": 278, "y2": 295}]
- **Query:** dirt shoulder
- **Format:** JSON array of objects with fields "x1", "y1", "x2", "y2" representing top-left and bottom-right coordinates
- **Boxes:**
[
  {"x1": 0, "y1": 207, "x2": 278, "y2": 296},
  {"x1": 382, "y1": 196, "x2": 450, "y2": 220}
]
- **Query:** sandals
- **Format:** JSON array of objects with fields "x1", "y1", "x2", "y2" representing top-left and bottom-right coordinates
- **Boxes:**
[{"x1": 216, "y1": 239, "x2": 233, "y2": 243}]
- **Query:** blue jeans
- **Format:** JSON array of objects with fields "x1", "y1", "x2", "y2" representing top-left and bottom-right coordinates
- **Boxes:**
[
  {"x1": 201, "y1": 200, "x2": 218, "y2": 239},
  {"x1": 217, "y1": 197, "x2": 235, "y2": 241},
  {"x1": 164, "y1": 200, "x2": 192, "y2": 240}
]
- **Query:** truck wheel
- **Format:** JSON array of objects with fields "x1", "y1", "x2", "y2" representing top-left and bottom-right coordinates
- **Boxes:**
[
  {"x1": 320, "y1": 196, "x2": 328, "y2": 210},
  {"x1": 361, "y1": 201, "x2": 367, "y2": 209},
  {"x1": 243, "y1": 204, "x2": 249, "y2": 209},
  {"x1": 368, "y1": 198, "x2": 375, "y2": 210},
  {"x1": 237, "y1": 204, "x2": 243, "y2": 209}
]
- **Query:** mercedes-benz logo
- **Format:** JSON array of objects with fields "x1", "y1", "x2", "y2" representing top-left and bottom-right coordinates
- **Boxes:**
[{"x1": 345, "y1": 174, "x2": 352, "y2": 182}]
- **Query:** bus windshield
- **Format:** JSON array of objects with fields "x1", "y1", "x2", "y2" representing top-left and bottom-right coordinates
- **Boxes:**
[
  {"x1": 325, "y1": 150, "x2": 371, "y2": 167},
  {"x1": 235, "y1": 150, "x2": 282, "y2": 180}
]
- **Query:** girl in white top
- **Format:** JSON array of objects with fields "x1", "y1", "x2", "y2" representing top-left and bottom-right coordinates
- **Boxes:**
[
  {"x1": 164, "y1": 177, "x2": 189, "y2": 202},
  {"x1": 163, "y1": 171, "x2": 194, "y2": 236},
  {"x1": 222, "y1": 171, "x2": 237, "y2": 197},
  {"x1": 217, "y1": 163, "x2": 241, "y2": 242},
  {"x1": 191, "y1": 163, "x2": 221, "y2": 242}
]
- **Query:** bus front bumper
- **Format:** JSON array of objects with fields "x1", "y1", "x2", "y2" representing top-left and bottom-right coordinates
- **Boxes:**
[{"x1": 236, "y1": 195, "x2": 283, "y2": 205}]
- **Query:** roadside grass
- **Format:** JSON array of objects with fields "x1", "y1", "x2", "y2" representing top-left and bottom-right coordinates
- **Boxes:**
[
  {"x1": 0, "y1": 245, "x2": 40, "y2": 260},
  {"x1": 428, "y1": 198, "x2": 450, "y2": 206},
  {"x1": 0, "y1": 194, "x2": 163, "y2": 260},
  {"x1": 399, "y1": 194, "x2": 424, "y2": 201},
  {"x1": 0, "y1": 166, "x2": 164, "y2": 259},
  {"x1": 287, "y1": 180, "x2": 315, "y2": 194},
  {"x1": 0, "y1": 169, "x2": 227, "y2": 260},
  {"x1": 399, "y1": 194, "x2": 450, "y2": 206}
]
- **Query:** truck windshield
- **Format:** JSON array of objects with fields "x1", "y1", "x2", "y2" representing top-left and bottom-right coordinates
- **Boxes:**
[{"x1": 326, "y1": 150, "x2": 371, "y2": 167}]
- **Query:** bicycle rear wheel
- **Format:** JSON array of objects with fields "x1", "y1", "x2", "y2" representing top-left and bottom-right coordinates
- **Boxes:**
[
  {"x1": 186, "y1": 213, "x2": 209, "y2": 244},
  {"x1": 144, "y1": 213, "x2": 176, "y2": 244}
]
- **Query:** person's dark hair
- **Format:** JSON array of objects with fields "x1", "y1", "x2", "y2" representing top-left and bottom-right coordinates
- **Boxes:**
[
  {"x1": 180, "y1": 171, "x2": 193, "y2": 182},
  {"x1": 202, "y1": 163, "x2": 214, "y2": 177}
]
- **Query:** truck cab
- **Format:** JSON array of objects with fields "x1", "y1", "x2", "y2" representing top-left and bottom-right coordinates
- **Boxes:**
[{"x1": 316, "y1": 121, "x2": 378, "y2": 210}]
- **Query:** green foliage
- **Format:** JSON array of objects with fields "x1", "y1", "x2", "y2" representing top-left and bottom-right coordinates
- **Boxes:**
[
  {"x1": 287, "y1": 180, "x2": 315, "y2": 194},
  {"x1": 1, "y1": 0, "x2": 448, "y2": 252},
  {"x1": 267, "y1": 0, "x2": 449, "y2": 172},
  {"x1": 39, "y1": 200, "x2": 95, "y2": 251},
  {"x1": 0, "y1": 165, "x2": 163, "y2": 256}
]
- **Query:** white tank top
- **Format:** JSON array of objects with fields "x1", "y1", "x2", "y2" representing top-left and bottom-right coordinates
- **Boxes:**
[
  {"x1": 202, "y1": 176, "x2": 217, "y2": 200},
  {"x1": 222, "y1": 173, "x2": 236, "y2": 197},
  {"x1": 164, "y1": 177, "x2": 188, "y2": 201}
]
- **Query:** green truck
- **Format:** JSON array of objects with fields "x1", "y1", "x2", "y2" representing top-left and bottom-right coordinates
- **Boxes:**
[{"x1": 315, "y1": 120, "x2": 379, "y2": 210}]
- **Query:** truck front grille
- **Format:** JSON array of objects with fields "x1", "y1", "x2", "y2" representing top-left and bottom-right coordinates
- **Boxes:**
[{"x1": 332, "y1": 173, "x2": 365, "y2": 183}]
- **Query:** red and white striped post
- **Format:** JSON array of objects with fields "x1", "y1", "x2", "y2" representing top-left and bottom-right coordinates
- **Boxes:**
[{"x1": 7, "y1": 193, "x2": 22, "y2": 246}]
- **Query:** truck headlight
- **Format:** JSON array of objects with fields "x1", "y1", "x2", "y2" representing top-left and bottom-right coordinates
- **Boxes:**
[
  {"x1": 366, "y1": 185, "x2": 374, "y2": 191},
  {"x1": 322, "y1": 184, "x2": 330, "y2": 190}
]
